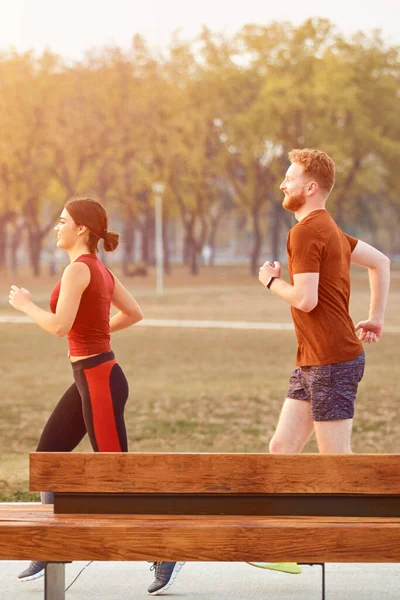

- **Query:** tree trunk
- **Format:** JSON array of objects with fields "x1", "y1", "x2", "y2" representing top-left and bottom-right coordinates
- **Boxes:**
[
  {"x1": 270, "y1": 202, "x2": 282, "y2": 261},
  {"x1": 26, "y1": 224, "x2": 43, "y2": 277},
  {"x1": 198, "y1": 213, "x2": 208, "y2": 266},
  {"x1": 208, "y1": 228, "x2": 217, "y2": 266},
  {"x1": 183, "y1": 219, "x2": 199, "y2": 276},
  {"x1": 122, "y1": 210, "x2": 136, "y2": 276},
  {"x1": 190, "y1": 237, "x2": 199, "y2": 276},
  {"x1": 208, "y1": 202, "x2": 226, "y2": 266},
  {"x1": 141, "y1": 207, "x2": 154, "y2": 265},
  {"x1": 182, "y1": 234, "x2": 190, "y2": 265},
  {"x1": 0, "y1": 217, "x2": 7, "y2": 271},
  {"x1": 334, "y1": 158, "x2": 361, "y2": 229},
  {"x1": 335, "y1": 198, "x2": 345, "y2": 230},
  {"x1": 250, "y1": 203, "x2": 262, "y2": 276},
  {"x1": 162, "y1": 218, "x2": 171, "y2": 275},
  {"x1": 181, "y1": 213, "x2": 195, "y2": 267},
  {"x1": 11, "y1": 223, "x2": 24, "y2": 276},
  {"x1": 141, "y1": 222, "x2": 149, "y2": 265},
  {"x1": 0, "y1": 211, "x2": 16, "y2": 270}
]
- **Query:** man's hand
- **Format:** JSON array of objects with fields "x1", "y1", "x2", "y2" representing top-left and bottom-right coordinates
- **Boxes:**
[
  {"x1": 355, "y1": 319, "x2": 383, "y2": 343},
  {"x1": 259, "y1": 261, "x2": 281, "y2": 287},
  {"x1": 9, "y1": 285, "x2": 33, "y2": 312}
]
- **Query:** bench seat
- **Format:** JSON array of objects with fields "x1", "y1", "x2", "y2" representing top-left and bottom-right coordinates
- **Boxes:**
[{"x1": 1, "y1": 504, "x2": 400, "y2": 563}]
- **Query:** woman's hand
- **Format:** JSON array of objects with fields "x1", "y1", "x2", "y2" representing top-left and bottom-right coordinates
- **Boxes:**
[{"x1": 9, "y1": 286, "x2": 33, "y2": 312}]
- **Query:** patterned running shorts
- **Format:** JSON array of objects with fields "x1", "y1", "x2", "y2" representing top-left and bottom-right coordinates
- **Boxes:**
[{"x1": 286, "y1": 351, "x2": 366, "y2": 421}]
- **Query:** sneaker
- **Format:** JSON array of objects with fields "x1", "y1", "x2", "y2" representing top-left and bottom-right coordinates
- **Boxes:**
[
  {"x1": 147, "y1": 561, "x2": 186, "y2": 595},
  {"x1": 247, "y1": 562, "x2": 302, "y2": 574},
  {"x1": 18, "y1": 561, "x2": 47, "y2": 581}
]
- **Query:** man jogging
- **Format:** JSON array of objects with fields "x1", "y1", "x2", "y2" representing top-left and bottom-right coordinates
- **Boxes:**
[{"x1": 259, "y1": 148, "x2": 390, "y2": 454}]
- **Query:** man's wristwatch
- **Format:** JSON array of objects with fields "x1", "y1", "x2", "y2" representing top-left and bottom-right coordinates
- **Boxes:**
[{"x1": 266, "y1": 276, "x2": 277, "y2": 289}]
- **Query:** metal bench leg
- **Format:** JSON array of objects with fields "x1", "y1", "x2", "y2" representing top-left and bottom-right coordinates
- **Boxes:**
[
  {"x1": 45, "y1": 563, "x2": 65, "y2": 600},
  {"x1": 299, "y1": 563, "x2": 326, "y2": 600},
  {"x1": 321, "y1": 563, "x2": 325, "y2": 600}
]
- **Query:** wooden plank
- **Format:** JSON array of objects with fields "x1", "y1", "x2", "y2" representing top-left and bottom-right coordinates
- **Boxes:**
[
  {"x1": 2, "y1": 504, "x2": 400, "y2": 523},
  {"x1": 53, "y1": 492, "x2": 400, "y2": 517},
  {"x1": 30, "y1": 453, "x2": 400, "y2": 494},
  {"x1": 1, "y1": 506, "x2": 400, "y2": 562}
]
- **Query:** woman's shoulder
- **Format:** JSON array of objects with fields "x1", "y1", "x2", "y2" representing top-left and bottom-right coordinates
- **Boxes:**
[
  {"x1": 73, "y1": 253, "x2": 97, "y2": 265},
  {"x1": 61, "y1": 260, "x2": 91, "y2": 283}
]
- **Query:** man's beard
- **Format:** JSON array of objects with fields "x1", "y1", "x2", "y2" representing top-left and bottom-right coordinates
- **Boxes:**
[{"x1": 282, "y1": 192, "x2": 306, "y2": 212}]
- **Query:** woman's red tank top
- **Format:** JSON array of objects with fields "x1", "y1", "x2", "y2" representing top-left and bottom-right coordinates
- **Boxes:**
[{"x1": 50, "y1": 254, "x2": 115, "y2": 357}]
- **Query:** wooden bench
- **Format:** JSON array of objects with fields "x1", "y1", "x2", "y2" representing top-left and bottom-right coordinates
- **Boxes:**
[{"x1": 1, "y1": 452, "x2": 400, "y2": 600}]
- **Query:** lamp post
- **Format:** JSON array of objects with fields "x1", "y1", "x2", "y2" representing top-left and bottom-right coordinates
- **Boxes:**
[{"x1": 152, "y1": 182, "x2": 165, "y2": 297}]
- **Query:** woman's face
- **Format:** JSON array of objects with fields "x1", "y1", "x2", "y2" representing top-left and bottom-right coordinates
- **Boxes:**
[{"x1": 54, "y1": 208, "x2": 80, "y2": 250}]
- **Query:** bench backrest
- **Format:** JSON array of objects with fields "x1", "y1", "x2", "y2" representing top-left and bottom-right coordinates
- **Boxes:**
[{"x1": 30, "y1": 452, "x2": 400, "y2": 517}]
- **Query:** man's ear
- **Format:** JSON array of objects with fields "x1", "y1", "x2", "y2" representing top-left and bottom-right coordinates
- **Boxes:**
[{"x1": 307, "y1": 181, "x2": 318, "y2": 195}]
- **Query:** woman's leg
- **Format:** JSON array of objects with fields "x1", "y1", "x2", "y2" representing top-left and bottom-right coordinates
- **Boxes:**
[
  {"x1": 73, "y1": 360, "x2": 129, "y2": 452},
  {"x1": 18, "y1": 383, "x2": 87, "y2": 580},
  {"x1": 36, "y1": 382, "x2": 88, "y2": 503},
  {"x1": 36, "y1": 382, "x2": 87, "y2": 452}
]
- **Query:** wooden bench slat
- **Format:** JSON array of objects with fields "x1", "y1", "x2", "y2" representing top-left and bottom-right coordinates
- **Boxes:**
[
  {"x1": 53, "y1": 492, "x2": 400, "y2": 517},
  {"x1": 30, "y1": 453, "x2": 400, "y2": 494},
  {"x1": 1, "y1": 506, "x2": 400, "y2": 563},
  {"x1": 2, "y1": 504, "x2": 400, "y2": 523}
]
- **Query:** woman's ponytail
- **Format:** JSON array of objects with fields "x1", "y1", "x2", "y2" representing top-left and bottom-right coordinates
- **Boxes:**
[{"x1": 103, "y1": 230, "x2": 120, "y2": 252}]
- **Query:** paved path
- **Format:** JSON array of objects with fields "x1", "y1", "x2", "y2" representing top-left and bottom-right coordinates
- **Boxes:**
[
  {"x1": 1, "y1": 559, "x2": 399, "y2": 599},
  {"x1": 1, "y1": 315, "x2": 399, "y2": 333}
]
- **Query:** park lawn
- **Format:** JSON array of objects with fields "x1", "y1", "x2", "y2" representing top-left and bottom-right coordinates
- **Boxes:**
[
  {"x1": 0, "y1": 316, "x2": 398, "y2": 500},
  {"x1": 1, "y1": 264, "x2": 398, "y2": 499},
  {"x1": 1, "y1": 263, "x2": 399, "y2": 326}
]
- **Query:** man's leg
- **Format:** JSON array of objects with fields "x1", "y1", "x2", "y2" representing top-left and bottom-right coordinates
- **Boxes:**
[
  {"x1": 314, "y1": 419, "x2": 353, "y2": 453},
  {"x1": 269, "y1": 398, "x2": 314, "y2": 453},
  {"x1": 253, "y1": 397, "x2": 312, "y2": 576},
  {"x1": 308, "y1": 353, "x2": 365, "y2": 454}
]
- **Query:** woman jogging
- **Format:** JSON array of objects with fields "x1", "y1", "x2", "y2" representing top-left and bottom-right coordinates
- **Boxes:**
[{"x1": 9, "y1": 197, "x2": 143, "y2": 581}]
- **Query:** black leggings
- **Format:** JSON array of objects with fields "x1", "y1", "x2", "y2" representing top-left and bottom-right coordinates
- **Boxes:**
[{"x1": 37, "y1": 351, "x2": 129, "y2": 454}]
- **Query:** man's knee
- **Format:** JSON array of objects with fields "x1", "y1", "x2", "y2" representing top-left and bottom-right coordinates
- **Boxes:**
[
  {"x1": 269, "y1": 436, "x2": 293, "y2": 454},
  {"x1": 317, "y1": 438, "x2": 353, "y2": 454},
  {"x1": 314, "y1": 418, "x2": 353, "y2": 454}
]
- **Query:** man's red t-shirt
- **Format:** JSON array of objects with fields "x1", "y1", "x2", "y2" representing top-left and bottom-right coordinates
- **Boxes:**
[{"x1": 287, "y1": 209, "x2": 363, "y2": 366}]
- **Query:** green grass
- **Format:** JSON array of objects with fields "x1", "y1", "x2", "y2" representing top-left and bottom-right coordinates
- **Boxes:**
[
  {"x1": 0, "y1": 264, "x2": 399, "y2": 499},
  {"x1": 2, "y1": 263, "x2": 400, "y2": 325}
]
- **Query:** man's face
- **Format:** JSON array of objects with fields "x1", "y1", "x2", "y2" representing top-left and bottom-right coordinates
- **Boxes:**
[{"x1": 280, "y1": 162, "x2": 307, "y2": 212}]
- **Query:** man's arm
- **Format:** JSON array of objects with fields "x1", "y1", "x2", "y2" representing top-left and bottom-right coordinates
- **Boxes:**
[
  {"x1": 259, "y1": 261, "x2": 319, "y2": 312},
  {"x1": 351, "y1": 240, "x2": 390, "y2": 342}
]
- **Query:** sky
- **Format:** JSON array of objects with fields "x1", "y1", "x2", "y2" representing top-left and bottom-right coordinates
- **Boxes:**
[{"x1": 0, "y1": 0, "x2": 399, "y2": 60}]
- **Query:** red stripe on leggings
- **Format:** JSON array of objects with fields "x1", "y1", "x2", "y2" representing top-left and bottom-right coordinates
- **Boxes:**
[{"x1": 83, "y1": 360, "x2": 122, "y2": 452}]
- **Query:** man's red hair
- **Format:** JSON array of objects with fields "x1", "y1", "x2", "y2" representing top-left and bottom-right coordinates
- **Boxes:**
[{"x1": 288, "y1": 148, "x2": 335, "y2": 193}]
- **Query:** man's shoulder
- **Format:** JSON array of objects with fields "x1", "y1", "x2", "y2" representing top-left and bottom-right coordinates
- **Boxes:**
[
  {"x1": 293, "y1": 211, "x2": 340, "y2": 238},
  {"x1": 288, "y1": 220, "x2": 325, "y2": 244}
]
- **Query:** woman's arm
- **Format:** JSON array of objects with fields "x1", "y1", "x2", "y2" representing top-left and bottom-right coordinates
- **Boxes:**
[
  {"x1": 110, "y1": 275, "x2": 143, "y2": 333},
  {"x1": 9, "y1": 262, "x2": 90, "y2": 336}
]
